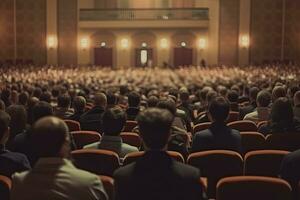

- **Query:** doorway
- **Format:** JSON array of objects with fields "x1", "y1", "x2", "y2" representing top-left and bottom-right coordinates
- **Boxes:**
[
  {"x1": 174, "y1": 47, "x2": 193, "y2": 67},
  {"x1": 135, "y1": 48, "x2": 153, "y2": 67},
  {"x1": 94, "y1": 47, "x2": 113, "y2": 67}
]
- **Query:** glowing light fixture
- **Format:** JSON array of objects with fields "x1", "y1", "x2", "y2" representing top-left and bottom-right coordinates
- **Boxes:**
[
  {"x1": 198, "y1": 38, "x2": 206, "y2": 50},
  {"x1": 47, "y1": 36, "x2": 57, "y2": 49},
  {"x1": 100, "y1": 42, "x2": 106, "y2": 47},
  {"x1": 121, "y1": 38, "x2": 129, "y2": 49},
  {"x1": 141, "y1": 42, "x2": 147, "y2": 48},
  {"x1": 80, "y1": 38, "x2": 90, "y2": 50},
  {"x1": 141, "y1": 50, "x2": 148, "y2": 65},
  {"x1": 181, "y1": 42, "x2": 187, "y2": 47},
  {"x1": 160, "y1": 38, "x2": 168, "y2": 49},
  {"x1": 240, "y1": 35, "x2": 250, "y2": 48}
]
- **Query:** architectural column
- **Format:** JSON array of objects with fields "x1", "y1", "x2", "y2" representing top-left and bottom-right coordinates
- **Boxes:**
[
  {"x1": 47, "y1": 0, "x2": 57, "y2": 65},
  {"x1": 238, "y1": 0, "x2": 251, "y2": 65}
]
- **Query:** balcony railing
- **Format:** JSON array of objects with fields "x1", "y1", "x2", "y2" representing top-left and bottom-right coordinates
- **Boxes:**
[{"x1": 79, "y1": 8, "x2": 209, "y2": 21}]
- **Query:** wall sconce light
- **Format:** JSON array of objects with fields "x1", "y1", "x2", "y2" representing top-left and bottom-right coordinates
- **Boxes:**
[
  {"x1": 80, "y1": 38, "x2": 90, "y2": 50},
  {"x1": 198, "y1": 38, "x2": 206, "y2": 50},
  {"x1": 240, "y1": 35, "x2": 250, "y2": 48},
  {"x1": 141, "y1": 42, "x2": 147, "y2": 48},
  {"x1": 181, "y1": 42, "x2": 187, "y2": 47},
  {"x1": 47, "y1": 36, "x2": 57, "y2": 49},
  {"x1": 160, "y1": 38, "x2": 168, "y2": 49},
  {"x1": 100, "y1": 42, "x2": 106, "y2": 47},
  {"x1": 121, "y1": 38, "x2": 129, "y2": 49}
]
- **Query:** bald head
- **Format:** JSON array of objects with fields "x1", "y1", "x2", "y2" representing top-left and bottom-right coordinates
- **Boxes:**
[
  {"x1": 94, "y1": 93, "x2": 107, "y2": 108},
  {"x1": 294, "y1": 91, "x2": 300, "y2": 106},
  {"x1": 32, "y1": 117, "x2": 69, "y2": 158}
]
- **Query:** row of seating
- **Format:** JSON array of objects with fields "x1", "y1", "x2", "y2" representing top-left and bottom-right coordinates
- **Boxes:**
[
  {"x1": 71, "y1": 149, "x2": 290, "y2": 198},
  {"x1": 1, "y1": 173, "x2": 295, "y2": 200}
]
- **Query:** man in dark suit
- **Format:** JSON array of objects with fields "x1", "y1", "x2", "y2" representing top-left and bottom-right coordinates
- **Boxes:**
[
  {"x1": 68, "y1": 96, "x2": 86, "y2": 122},
  {"x1": 293, "y1": 91, "x2": 300, "y2": 121},
  {"x1": 0, "y1": 111, "x2": 31, "y2": 177},
  {"x1": 191, "y1": 97, "x2": 241, "y2": 153},
  {"x1": 114, "y1": 108, "x2": 206, "y2": 200},
  {"x1": 126, "y1": 91, "x2": 141, "y2": 121},
  {"x1": 280, "y1": 149, "x2": 300, "y2": 200},
  {"x1": 80, "y1": 93, "x2": 107, "y2": 133}
]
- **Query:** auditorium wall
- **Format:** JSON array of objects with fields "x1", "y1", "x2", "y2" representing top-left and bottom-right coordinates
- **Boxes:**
[
  {"x1": 284, "y1": 0, "x2": 300, "y2": 63},
  {"x1": 218, "y1": 0, "x2": 240, "y2": 65},
  {"x1": 0, "y1": 0, "x2": 14, "y2": 61},
  {"x1": 58, "y1": 0, "x2": 78, "y2": 65}
]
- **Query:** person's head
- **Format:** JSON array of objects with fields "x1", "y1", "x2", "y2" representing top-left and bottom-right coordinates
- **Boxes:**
[
  {"x1": 272, "y1": 86, "x2": 286, "y2": 102},
  {"x1": 40, "y1": 92, "x2": 52, "y2": 103},
  {"x1": 73, "y1": 96, "x2": 86, "y2": 113},
  {"x1": 270, "y1": 97, "x2": 293, "y2": 125},
  {"x1": 288, "y1": 86, "x2": 299, "y2": 99},
  {"x1": 11, "y1": 90, "x2": 18, "y2": 105},
  {"x1": 147, "y1": 96, "x2": 159, "y2": 108},
  {"x1": 208, "y1": 96, "x2": 230, "y2": 123},
  {"x1": 27, "y1": 97, "x2": 39, "y2": 109},
  {"x1": 293, "y1": 91, "x2": 300, "y2": 107},
  {"x1": 94, "y1": 92, "x2": 107, "y2": 108},
  {"x1": 257, "y1": 90, "x2": 271, "y2": 107},
  {"x1": 0, "y1": 111, "x2": 10, "y2": 144},
  {"x1": 18, "y1": 92, "x2": 29, "y2": 106},
  {"x1": 1, "y1": 89, "x2": 11, "y2": 107},
  {"x1": 106, "y1": 92, "x2": 117, "y2": 106},
  {"x1": 206, "y1": 90, "x2": 218, "y2": 106},
  {"x1": 249, "y1": 87, "x2": 260, "y2": 103},
  {"x1": 227, "y1": 90, "x2": 239, "y2": 103},
  {"x1": 200, "y1": 87, "x2": 212, "y2": 102},
  {"x1": 0, "y1": 100, "x2": 5, "y2": 111},
  {"x1": 32, "y1": 88, "x2": 42, "y2": 99},
  {"x1": 179, "y1": 89, "x2": 189, "y2": 103},
  {"x1": 32, "y1": 101, "x2": 53, "y2": 123},
  {"x1": 31, "y1": 117, "x2": 70, "y2": 158},
  {"x1": 156, "y1": 99, "x2": 177, "y2": 116},
  {"x1": 57, "y1": 94, "x2": 71, "y2": 109},
  {"x1": 137, "y1": 108, "x2": 173, "y2": 151},
  {"x1": 6, "y1": 105, "x2": 27, "y2": 136},
  {"x1": 103, "y1": 107, "x2": 126, "y2": 136},
  {"x1": 128, "y1": 91, "x2": 141, "y2": 108}
]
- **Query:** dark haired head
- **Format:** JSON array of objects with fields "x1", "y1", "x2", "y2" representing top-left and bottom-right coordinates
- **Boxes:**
[
  {"x1": 103, "y1": 107, "x2": 126, "y2": 136},
  {"x1": 270, "y1": 97, "x2": 294, "y2": 130},
  {"x1": 18, "y1": 92, "x2": 29, "y2": 106},
  {"x1": 0, "y1": 111, "x2": 10, "y2": 142},
  {"x1": 137, "y1": 108, "x2": 173, "y2": 150},
  {"x1": 208, "y1": 96, "x2": 230, "y2": 123},
  {"x1": 257, "y1": 90, "x2": 271, "y2": 107},
  {"x1": 57, "y1": 94, "x2": 71, "y2": 108},
  {"x1": 227, "y1": 90, "x2": 239, "y2": 103},
  {"x1": 73, "y1": 96, "x2": 86, "y2": 113},
  {"x1": 128, "y1": 91, "x2": 141, "y2": 107},
  {"x1": 156, "y1": 99, "x2": 177, "y2": 116},
  {"x1": 147, "y1": 96, "x2": 159, "y2": 108},
  {"x1": 6, "y1": 105, "x2": 27, "y2": 137},
  {"x1": 32, "y1": 101, "x2": 53, "y2": 123}
]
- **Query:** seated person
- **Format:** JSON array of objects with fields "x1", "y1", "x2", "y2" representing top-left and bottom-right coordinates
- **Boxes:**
[
  {"x1": 84, "y1": 107, "x2": 138, "y2": 158},
  {"x1": 54, "y1": 94, "x2": 74, "y2": 119},
  {"x1": 191, "y1": 96, "x2": 241, "y2": 153},
  {"x1": 0, "y1": 111, "x2": 31, "y2": 178},
  {"x1": 259, "y1": 97, "x2": 300, "y2": 135},
  {"x1": 239, "y1": 87, "x2": 259, "y2": 119},
  {"x1": 244, "y1": 90, "x2": 271, "y2": 123},
  {"x1": 80, "y1": 93, "x2": 107, "y2": 133},
  {"x1": 280, "y1": 149, "x2": 300, "y2": 200},
  {"x1": 68, "y1": 96, "x2": 86, "y2": 121},
  {"x1": 11, "y1": 117, "x2": 107, "y2": 200},
  {"x1": 114, "y1": 108, "x2": 206, "y2": 200},
  {"x1": 293, "y1": 91, "x2": 300, "y2": 121},
  {"x1": 126, "y1": 91, "x2": 141, "y2": 121},
  {"x1": 227, "y1": 90, "x2": 240, "y2": 112}
]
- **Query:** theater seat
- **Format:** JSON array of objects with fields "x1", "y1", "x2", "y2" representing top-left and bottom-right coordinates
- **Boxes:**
[
  {"x1": 124, "y1": 121, "x2": 138, "y2": 132},
  {"x1": 226, "y1": 111, "x2": 239, "y2": 123},
  {"x1": 123, "y1": 151, "x2": 185, "y2": 165},
  {"x1": 192, "y1": 122, "x2": 212, "y2": 134},
  {"x1": 265, "y1": 133, "x2": 300, "y2": 151},
  {"x1": 71, "y1": 149, "x2": 120, "y2": 176},
  {"x1": 0, "y1": 175, "x2": 11, "y2": 200},
  {"x1": 120, "y1": 132, "x2": 142, "y2": 148},
  {"x1": 187, "y1": 150, "x2": 243, "y2": 198},
  {"x1": 64, "y1": 120, "x2": 81, "y2": 132},
  {"x1": 217, "y1": 176, "x2": 292, "y2": 200},
  {"x1": 71, "y1": 131, "x2": 101, "y2": 149},
  {"x1": 228, "y1": 120, "x2": 257, "y2": 132},
  {"x1": 240, "y1": 132, "x2": 265, "y2": 155},
  {"x1": 257, "y1": 120, "x2": 268, "y2": 129},
  {"x1": 99, "y1": 176, "x2": 114, "y2": 200},
  {"x1": 244, "y1": 150, "x2": 289, "y2": 177}
]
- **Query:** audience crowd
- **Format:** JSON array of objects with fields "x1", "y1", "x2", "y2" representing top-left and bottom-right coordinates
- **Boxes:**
[{"x1": 1, "y1": 65, "x2": 300, "y2": 200}]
